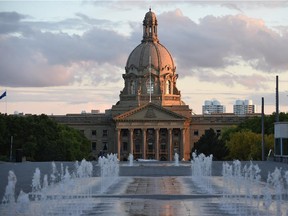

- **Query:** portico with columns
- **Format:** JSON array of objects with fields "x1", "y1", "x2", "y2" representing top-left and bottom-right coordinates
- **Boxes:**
[{"x1": 114, "y1": 103, "x2": 190, "y2": 161}]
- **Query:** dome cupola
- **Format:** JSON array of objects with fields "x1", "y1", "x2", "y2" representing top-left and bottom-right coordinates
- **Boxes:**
[
  {"x1": 142, "y1": 8, "x2": 159, "y2": 43},
  {"x1": 114, "y1": 9, "x2": 183, "y2": 111}
]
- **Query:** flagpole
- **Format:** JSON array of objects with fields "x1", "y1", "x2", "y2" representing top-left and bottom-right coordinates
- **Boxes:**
[{"x1": 149, "y1": 56, "x2": 152, "y2": 103}]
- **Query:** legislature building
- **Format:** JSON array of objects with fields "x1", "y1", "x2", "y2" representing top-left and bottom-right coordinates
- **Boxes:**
[{"x1": 52, "y1": 9, "x2": 258, "y2": 161}]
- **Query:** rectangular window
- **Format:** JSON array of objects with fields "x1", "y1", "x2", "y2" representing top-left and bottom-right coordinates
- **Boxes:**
[
  {"x1": 193, "y1": 130, "x2": 199, "y2": 136},
  {"x1": 282, "y1": 138, "x2": 288, "y2": 155},
  {"x1": 135, "y1": 129, "x2": 141, "y2": 136},
  {"x1": 148, "y1": 145, "x2": 153, "y2": 152},
  {"x1": 92, "y1": 130, "x2": 97, "y2": 136},
  {"x1": 216, "y1": 130, "x2": 221, "y2": 136},
  {"x1": 123, "y1": 142, "x2": 128, "y2": 151},
  {"x1": 174, "y1": 130, "x2": 179, "y2": 137},
  {"x1": 103, "y1": 129, "x2": 108, "y2": 137},
  {"x1": 103, "y1": 142, "x2": 108, "y2": 151},
  {"x1": 135, "y1": 144, "x2": 140, "y2": 152},
  {"x1": 92, "y1": 142, "x2": 96, "y2": 151},
  {"x1": 161, "y1": 131, "x2": 166, "y2": 137},
  {"x1": 275, "y1": 138, "x2": 281, "y2": 155},
  {"x1": 122, "y1": 129, "x2": 128, "y2": 137}
]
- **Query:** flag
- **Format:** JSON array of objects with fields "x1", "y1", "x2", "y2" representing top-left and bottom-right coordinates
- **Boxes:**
[{"x1": 0, "y1": 91, "x2": 6, "y2": 100}]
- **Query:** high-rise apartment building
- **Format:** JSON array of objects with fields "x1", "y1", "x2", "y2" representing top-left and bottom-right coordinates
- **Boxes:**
[
  {"x1": 202, "y1": 100, "x2": 226, "y2": 114},
  {"x1": 233, "y1": 100, "x2": 255, "y2": 115}
]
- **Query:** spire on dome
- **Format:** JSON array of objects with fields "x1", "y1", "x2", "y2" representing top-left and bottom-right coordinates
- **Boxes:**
[{"x1": 142, "y1": 9, "x2": 159, "y2": 43}]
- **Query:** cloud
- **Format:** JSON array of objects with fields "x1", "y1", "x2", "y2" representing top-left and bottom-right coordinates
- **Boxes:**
[
  {"x1": 196, "y1": 69, "x2": 269, "y2": 90},
  {"x1": 221, "y1": 3, "x2": 243, "y2": 12},
  {"x1": 158, "y1": 10, "x2": 288, "y2": 74},
  {"x1": 1, "y1": 9, "x2": 288, "y2": 90},
  {"x1": 0, "y1": 11, "x2": 133, "y2": 87},
  {"x1": 0, "y1": 11, "x2": 32, "y2": 34}
]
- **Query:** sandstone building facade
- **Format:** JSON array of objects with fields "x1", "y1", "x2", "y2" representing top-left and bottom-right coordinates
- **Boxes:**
[{"x1": 52, "y1": 10, "x2": 258, "y2": 161}]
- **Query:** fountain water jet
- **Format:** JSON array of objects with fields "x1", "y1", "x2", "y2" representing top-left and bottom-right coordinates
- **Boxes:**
[
  {"x1": 2, "y1": 171, "x2": 17, "y2": 204},
  {"x1": 98, "y1": 153, "x2": 119, "y2": 193},
  {"x1": 174, "y1": 153, "x2": 179, "y2": 166},
  {"x1": 191, "y1": 152, "x2": 213, "y2": 193},
  {"x1": 128, "y1": 153, "x2": 134, "y2": 166}
]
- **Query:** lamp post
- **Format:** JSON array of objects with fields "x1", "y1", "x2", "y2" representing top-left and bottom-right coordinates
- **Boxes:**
[
  {"x1": 10, "y1": 135, "x2": 13, "y2": 162},
  {"x1": 261, "y1": 97, "x2": 265, "y2": 161}
]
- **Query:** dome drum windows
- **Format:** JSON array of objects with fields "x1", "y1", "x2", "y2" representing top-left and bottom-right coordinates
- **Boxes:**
[
  {"x1": 130, "y1": 80, "x2": 136, "y2": 95},
  {"x1": 165, "y1": 80, "x2": 171, "y2": 95},
  {"x1": 146, "y1": 78, "x2": 154, "y2": 94}
]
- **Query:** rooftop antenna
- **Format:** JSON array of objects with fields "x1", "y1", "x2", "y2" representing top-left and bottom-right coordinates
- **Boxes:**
[{"x1": 149, "y1": 55, "x2": 152, "y2": 103}]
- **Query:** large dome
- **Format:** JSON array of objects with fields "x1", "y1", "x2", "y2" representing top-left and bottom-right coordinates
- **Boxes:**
[
  {"x1": 125, "y1": 42, "x2": 175, "y2": 75},
  {"x1": 113, "y1": 9, "x2": 183, "y2": 111},
  {"x1": 125, "y1": 8, "x2": 175, "y2": 75}
]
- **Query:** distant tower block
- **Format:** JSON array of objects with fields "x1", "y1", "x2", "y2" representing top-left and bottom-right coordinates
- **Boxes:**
[
  {"x1": 202, "y1": 99, "x2": 226, "y2": 114},
  {"x1": 233, "y1": 99, "x2": 255, "y2": 115}
]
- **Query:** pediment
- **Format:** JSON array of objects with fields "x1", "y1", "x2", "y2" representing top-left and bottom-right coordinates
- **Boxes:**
[{"x1": 114, "y1": 103, "x2": 186, "y2": 121}]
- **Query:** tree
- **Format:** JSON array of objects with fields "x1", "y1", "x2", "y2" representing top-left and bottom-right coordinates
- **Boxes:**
[
  {"x1": 0, "y1": 114, "x2": 90, "y2": 161},
  {"x1": 226, "y1": 130, "x2": 274, "y2": 160},
  {"x1": 237, "y1": 112, "x2": 288, "y2": 135},
  {"x1": 192, "y1": 128, "x2": 228, "y2": 160}
]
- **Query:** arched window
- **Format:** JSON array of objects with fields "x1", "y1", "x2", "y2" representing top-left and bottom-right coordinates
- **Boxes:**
[
  {"x1": 146, "y1": 78, "x2": 154, "y2": 94},
  {"x1": 165, "y1": 80, "x2": 171, "y2": 94},
  {"x1": 130, "y1": 81, "x2": 135, "y2": 94}
]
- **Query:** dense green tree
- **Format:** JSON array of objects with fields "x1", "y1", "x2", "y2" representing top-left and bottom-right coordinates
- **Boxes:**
[
  {"x1": 237, "y1": 112, "x2": 288, "y2": 135},
  {"x1": 192, "y1": 128, "x2": 228, "y2": 160},
  {"x1": 0, "y1": 114, "x2": 90, "y2": 161},
  {"x1": 191, "y1": 112, "x2": 286, "y2": 161},
  {"x1": 225, "y1": 130, "x2": 274, "y2": 160}
]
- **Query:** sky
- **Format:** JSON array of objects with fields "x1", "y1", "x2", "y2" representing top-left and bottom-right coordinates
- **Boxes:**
[{"x1": 0, "y1": 0, "x2": 288, "y2": 115}]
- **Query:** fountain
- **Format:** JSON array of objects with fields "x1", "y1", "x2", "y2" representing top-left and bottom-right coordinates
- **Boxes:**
[
  {"x1": 98, "y1": 153, "x2": 119, "y2": 193},
  {"x1": 2, "y1": 171, "x2": 17, "y2": 204},
  {"x1": 191, "y1": 152, "x2": 213, "y2": 193},
  {"x1": 0, "y1": 156, "x2": 121, "y2": 215},
  {"x1": 128, "y1": 153, "x2": 134, "y2": 166},
  {"x1": 174, "y1": 152, "x2": 179, "y2": 166},
  {"x1": 1, "y1": 153, "x2": 288, "y2": 215},
  {"x1": 220, "y1": 160, "x2": 288, "y2": 215}
]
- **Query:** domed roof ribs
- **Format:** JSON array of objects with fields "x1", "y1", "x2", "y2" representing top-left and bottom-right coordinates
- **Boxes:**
[
  {"x1": 152, "y1": 42, "x2": 161, "y2": 72},
  {"x1": 142, "y1": 9, "x2": 159, "y2": 43}
]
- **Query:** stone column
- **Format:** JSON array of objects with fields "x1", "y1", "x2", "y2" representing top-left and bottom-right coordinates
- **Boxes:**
[
  {"x1": 142, "y1": 128, "x2": 147, "y2": 159},
  {"x1": 181, "y1": 128, "x2": 185, "y2": 161},
  {"x1": 168, "y1": 128, "x2": 173, "y2": 161},
  {"x1": 155, "y1": 128, "x2": 160, "y2": 160},
  {"x1": 117, "y1": 129, "x2": 121, "y2": 160},
  {"x1": 129, "y1": 128, "x2": 134, "y2": 155}
]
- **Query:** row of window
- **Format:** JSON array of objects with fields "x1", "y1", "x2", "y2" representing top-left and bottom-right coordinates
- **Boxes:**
[
  {"x1": 193, "y1": 129, "x2": 221, "y2": 136},
  {"x1": 83, "y1": 129, "x2": 108, "y2": 137},
  {"x1": 91, "y1": 141, "x2": 108, "y2": 151},
  {"x1": 128, "y1": 80, "x2": 172, "y2": 95},
  {"x1": 121, "y1": 129, "x2": 180, "y2": 137},
  {"x1": 120, "y1": 141, "x2": 176, "y2": 152}
]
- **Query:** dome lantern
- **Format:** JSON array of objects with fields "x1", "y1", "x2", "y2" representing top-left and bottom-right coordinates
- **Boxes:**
[{"x1": 142, "y1": 8, "x2": 159, "y2": 43}]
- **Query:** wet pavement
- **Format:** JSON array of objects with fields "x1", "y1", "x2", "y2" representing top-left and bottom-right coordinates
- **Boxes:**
[{"x1": 71, "y1": 176, "x2": 226, "y2": 216}]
